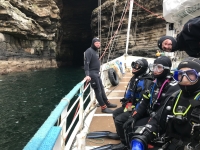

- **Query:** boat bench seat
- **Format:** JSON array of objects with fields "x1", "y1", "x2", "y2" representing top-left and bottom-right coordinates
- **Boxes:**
[{"x1": 38, "y1": 126, "x2": 61, "y2": 150}]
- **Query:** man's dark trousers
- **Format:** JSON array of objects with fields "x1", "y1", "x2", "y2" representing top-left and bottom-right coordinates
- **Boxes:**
[
  {"x1": 90, "y1": 72, "x2": 108, "y2": 106},
  {"x1": 113, "y1": 107, "x2": 131, "y2": 144}
]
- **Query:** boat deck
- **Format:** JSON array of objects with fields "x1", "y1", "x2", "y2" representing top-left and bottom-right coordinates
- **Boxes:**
[{"x1": 86, "y1": 72, "x2": 132, "y2": 149}]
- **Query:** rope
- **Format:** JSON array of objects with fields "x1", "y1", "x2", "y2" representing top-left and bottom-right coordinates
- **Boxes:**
[
  {"x1": 107, "y1": 0, "x2": 117, "y2": 62},
  {"x1": 106, "y1": 0, "x2": 117, "y2": 47},
  {"x1": 99, "y1": 0, "x2": 130, "y2": 60},
  {"x1": 106, "y1": 0, "x2": 129, "y2": 62},
  {"x1": 98, "y1": 0, "x2": 102, "y2": 56},
  {"x1": 131, "y1": 0, "x2": 140, "y2": 55},
  {"x1": 133, "y1": 1, "x2": 165, "y2": 20}
]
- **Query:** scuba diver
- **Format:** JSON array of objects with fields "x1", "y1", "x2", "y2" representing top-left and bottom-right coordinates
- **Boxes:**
[
  {"x1": 157, "y1": 16, "x2": 200, "y2": 57},
  {"x1": 131, "y1": 57, "x2": 200, "y2": 150},
  {"x1": 123, "y1": 56, "x2": 179, "y2": 149},
  {"x1": 100, "y1": 58, "x2": 154, "y2": 150}
]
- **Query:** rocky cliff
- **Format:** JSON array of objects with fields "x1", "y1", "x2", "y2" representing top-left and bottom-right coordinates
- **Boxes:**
[
  {"x1": 0, "y1": 0, "x2": 167, "y2": 74},
  {"x1": 0, "y1": 0, "x2": 60, "y2": 74},
  {"x1": 91, "y1": 0, "x2": 166, "y2": 63}
]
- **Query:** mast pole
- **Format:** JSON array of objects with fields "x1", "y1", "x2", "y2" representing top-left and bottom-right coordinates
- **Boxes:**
[{"x1": 125, "y1": 0, "x2": 134, "y2": 55}]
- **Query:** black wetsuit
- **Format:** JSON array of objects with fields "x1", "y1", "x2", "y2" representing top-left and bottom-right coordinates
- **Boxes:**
[
  {"x1": 141, "y1": 90, "x2": 200, "y2": 150},
  {"x1": 113, "y1": 74, "x2": 153, "y2": 145},
  {"x1": 84, "y1": 42, "x2": 108, "y2": 106},
  {"x1": 130, "y1": 58, "x2": 200, "y2": 150},
  {"x1": 84, "y1": 47, "x2": 100, "y2": 77},
  {"x1": 125, "y1": 77, "x2": 179, "y2": 147},
  {"x1": 133, "y1": 77, "x2": 179, "y2": 124}
]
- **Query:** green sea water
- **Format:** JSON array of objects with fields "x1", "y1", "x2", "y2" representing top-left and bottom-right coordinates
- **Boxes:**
[{"x1": 0, "y1": 67, "x2": 85, "y2": 150}]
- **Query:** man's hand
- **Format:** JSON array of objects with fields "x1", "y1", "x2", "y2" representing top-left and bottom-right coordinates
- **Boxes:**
[
  {"x1": 120, "y1": 98, "x2": 128, "y2": 107},
  {"x1": 84, "y1": 76, "x2": 91, "y2": 82}
]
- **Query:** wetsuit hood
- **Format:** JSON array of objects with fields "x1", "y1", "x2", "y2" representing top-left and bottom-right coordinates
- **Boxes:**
[
  {"x1": 177, "y1": 57, "x2": 200, "y2": 95},
  {"x1": 133, "y1": 59, "x2": 148, "y2": 77},
  {"x1": 153, "y1": 56, "x2": 172, "y2": 79},
  {"x1": 91, "y1": 37, "x2": 100, "y2": 51},
  {"x1": 157, "y1": 36, "x2": 178, "y2": 52}
]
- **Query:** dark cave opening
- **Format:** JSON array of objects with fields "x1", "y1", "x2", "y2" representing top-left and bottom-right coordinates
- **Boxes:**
[{"x1": 58, "y1": 0, "x2": 98, "y2": 67}]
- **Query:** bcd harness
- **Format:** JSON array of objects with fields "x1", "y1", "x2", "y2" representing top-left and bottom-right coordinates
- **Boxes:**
[
  {"x1": 124, "y1": 75, "x2": 153, "y2": 112},
  {"x1": 148, "y1": 78, "x2": 170, "y2": 117},
  {"x1": 161, "y1": 90, "x2": 200, "y2": 150}
]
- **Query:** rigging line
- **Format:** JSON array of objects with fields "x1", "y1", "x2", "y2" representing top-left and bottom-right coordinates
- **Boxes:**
[
  {"x1": 133, "y1": 1, "x2": 165, "y2": 20},
  {"x1": 106, "y1": 0, "x2": 116, "y2": 46},
  {"x1": 98, "y1": 0, "x2": 99, "y2": 38},
  {"x1": 107, "y1": 0, "x2": 129, "y2": 62},
  {"x1": 98, "y1": 0, "x2": 102, "y2": 55},
  {"x1": 109, "y1": 0, "x2": 128, "y2": 60},
  {"x1": 107, "y1": 0, "x2": 116, "y2": 56},
  {"x1": 106, "y1": 0, "x2": 116, "y2": 63},
  {"x1": 131, "y1": 0, "x2": 140, "y2": 55},
  {"x1": 99, "y1": 0, "x2": 130, "y2": 60}
]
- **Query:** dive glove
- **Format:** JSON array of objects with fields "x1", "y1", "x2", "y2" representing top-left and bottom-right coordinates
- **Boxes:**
[{"x1": 120, "y1": 97, "x2": 129, "y2": 107}]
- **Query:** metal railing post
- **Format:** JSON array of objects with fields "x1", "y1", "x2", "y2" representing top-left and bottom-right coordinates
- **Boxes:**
[{"x1": 79, "y1": 84, "x2": 84, "y2": 130}]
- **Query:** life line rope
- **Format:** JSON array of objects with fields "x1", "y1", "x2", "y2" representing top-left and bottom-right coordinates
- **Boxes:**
[{"x1": 133, "y1": 1, "x2": 165, "y2": 20}]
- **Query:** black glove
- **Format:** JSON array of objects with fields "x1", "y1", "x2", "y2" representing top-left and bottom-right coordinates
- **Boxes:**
[
  {"x1": 123, "y1": 117, "x2": 135, "y2": 129},
  {"x1": 120, "y1": 97, "x2": 129, "y2": 107}
]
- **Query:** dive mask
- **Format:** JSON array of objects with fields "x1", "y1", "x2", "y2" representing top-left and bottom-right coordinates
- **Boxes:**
[{"x1": 173, "y1": 69, "x2": 200, "y2": 83}]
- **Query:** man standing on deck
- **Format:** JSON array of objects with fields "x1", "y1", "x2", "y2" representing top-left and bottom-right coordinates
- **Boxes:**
[{"x1": 84, "y1": 37, "x2": 117, "y2": 113}]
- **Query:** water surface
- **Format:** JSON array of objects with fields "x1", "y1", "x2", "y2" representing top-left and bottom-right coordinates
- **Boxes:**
[{"x1": 0, "y1": 67, "x2": 84, "y2": 150}]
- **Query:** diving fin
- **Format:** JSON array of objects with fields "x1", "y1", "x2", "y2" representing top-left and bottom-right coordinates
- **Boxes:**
[
  {"x1": 91, "y1": 143, "x2": 127, "y2": 150},
  {"x1": 86, "y1": 131, "x2": 120, "y2": 140},
  {"x1": 90, "y1": 144, "x2": 113, "y2": 150}
]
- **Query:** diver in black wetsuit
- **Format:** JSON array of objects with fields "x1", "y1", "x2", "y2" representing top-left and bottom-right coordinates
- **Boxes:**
[
  {"x1": 111, "y1": 58, "x2": 153, "y2": 150},
  {"x1": 84, "y1": 37, "x2": 117, "y2": 113},
  {"x1": 131, "y1": 57, "x2": 200, "y2": 150},
  {"x1": 123, "y1": 56, "x2": 179, "y2": 149}
]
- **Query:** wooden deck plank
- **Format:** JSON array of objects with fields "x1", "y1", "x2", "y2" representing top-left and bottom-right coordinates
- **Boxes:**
[{"x1": 86, "y1": 116, "x2": 120, "y2": 147}]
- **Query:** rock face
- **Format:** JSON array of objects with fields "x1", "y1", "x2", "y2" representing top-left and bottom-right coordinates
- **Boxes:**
[
  {"x1": 0, "y1": 0, "x2": 168, "y2": 74},
  {"x1": 0, "y1": 0, "x2": 60, "y2": 74},
  {"x1": 91, "y1": 0, "x2": 166, "y2": 63}
]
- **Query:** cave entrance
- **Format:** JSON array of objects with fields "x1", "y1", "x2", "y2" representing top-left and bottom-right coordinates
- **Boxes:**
[{"x1": 58, "y1": 0, "x2": 98, "y2": 67}]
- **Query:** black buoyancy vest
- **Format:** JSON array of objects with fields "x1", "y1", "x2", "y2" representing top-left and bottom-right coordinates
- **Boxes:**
[{"x1": 162, "y1": 90, "x2": 200, "y2": 142}]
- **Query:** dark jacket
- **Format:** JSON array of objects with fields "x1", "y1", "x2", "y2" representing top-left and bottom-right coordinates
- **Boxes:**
[
  {"x1": 176, "y1": 16, "x2": 200, "y2": 57},
  {"x1": 84, "y1": 47, "x2": 100, "y2": 76}
]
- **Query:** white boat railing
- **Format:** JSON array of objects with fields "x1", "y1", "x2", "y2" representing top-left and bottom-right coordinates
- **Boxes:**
[
  {"x1": 23, "y1": 80, "x2": 97, "y2": 150},
  {"x1": 23, "y1": 55, "x2": 176, "y2": 150}
]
